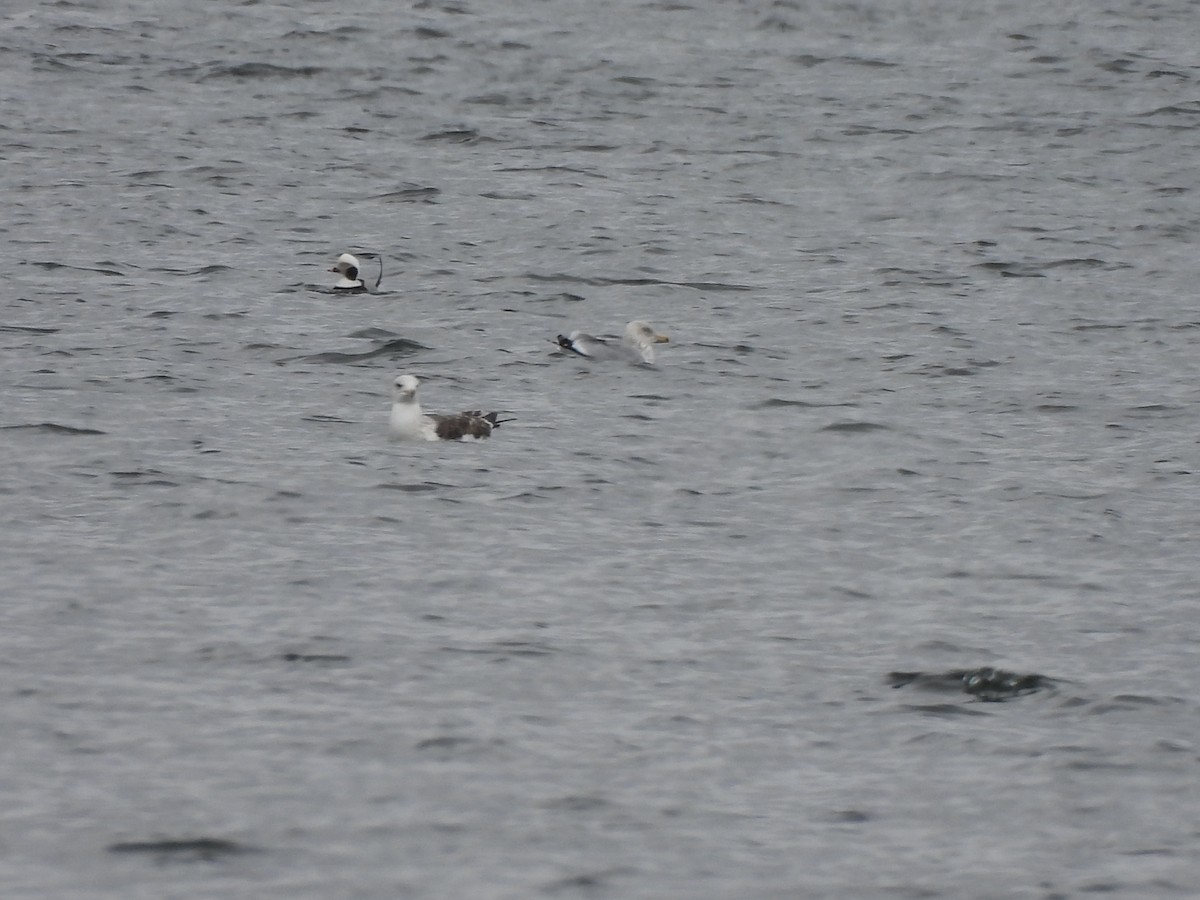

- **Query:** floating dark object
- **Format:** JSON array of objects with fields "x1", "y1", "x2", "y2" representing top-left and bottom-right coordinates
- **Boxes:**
[{"x1": 888, "y1": 667, "x2": 1050, "y2": 701}]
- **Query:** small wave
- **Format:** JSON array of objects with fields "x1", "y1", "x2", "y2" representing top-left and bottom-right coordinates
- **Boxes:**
[
  {"x1": 897, "y1": 703, "x2": 993, "y2": 717},
  {"x1": 1140, "y1": 102, "x2": 1200, "y2": 117},
  {"x1": 525, "y1": 273, "x2": 753, "y2": 291},
  {"x1": 346, "y1": 327, "x2": 403, "y2": 340},
  {"x1": 280, "y1": 651, "x2": 350, "y2": 664},
  {"x1": 286, "y1": 338, "x2": 430, "y2": 365},
  {"x1": 973, "y1": 261, "x2": 1047, "y2": 278},
  {"x1": 112, "y1": 470, "x2": 179, "y2": 487},
  {"x1": 2, "y1": 423, "x2": 104, "y2": 435},
  {"x1": 107, "y1": 837, "x2": 255, "y2": 861},
  {"x1": 420, "y1": 128, "x2": 493, "y2": 143},
  {"x1": 757, "y1": 398, "x2": 853, "y2": 409},
  {"x1": 23, "y1": 261, "x2": 125, "y2": 276},
  {"x1": 820, "y1": 421, "x2": 891, "y2": 433},
  {"x1": 368, "y1": 185, "x2": 441, "y2": 202},
  {"x1": 1041, "y1": 257, "x2": 1117, "y2": 269},
  {"x1": 0, "y1": 325, "x2": 59, "y2": 334},
  {"x1": 196, "y1": 62, "x2": 324, "y2": 81}
]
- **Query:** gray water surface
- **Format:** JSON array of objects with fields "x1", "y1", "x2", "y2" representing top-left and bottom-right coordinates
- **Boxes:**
[{"x1": 5, "y1": 1, "x2": 1200, "y2": 897}]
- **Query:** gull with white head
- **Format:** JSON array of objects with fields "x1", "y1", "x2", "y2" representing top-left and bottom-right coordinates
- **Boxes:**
[
  {"x1": 388, "y1": 374, "x2": 511, "y2": 442},
  {"x1": 555, "y1": 320, "x2": 670, "y2": 364}
]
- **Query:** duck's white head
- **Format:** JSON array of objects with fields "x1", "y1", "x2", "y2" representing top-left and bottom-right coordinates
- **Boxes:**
[
  {"x1": 330, "y1": 252, "x2": 365, "y2": 289},
  {"x1": 393, "y1": 374, "x2": 420, "y2": 402},
  {"x1": 331, "y1": 252, "x2": 359, "y2": 277}
]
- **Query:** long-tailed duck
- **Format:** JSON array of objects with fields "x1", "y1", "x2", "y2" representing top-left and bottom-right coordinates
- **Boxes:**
[{"x1": 330, "y1": 252, "x2": 383, "y2": 292}]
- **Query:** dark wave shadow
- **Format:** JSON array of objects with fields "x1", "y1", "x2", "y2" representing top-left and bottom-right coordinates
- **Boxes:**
[
  {"x1": 280, "y1": 338, "x2": 430, "y2": 365},
  {"x1": 2, "y1": 422, "x2": 105, "y2": 435}
]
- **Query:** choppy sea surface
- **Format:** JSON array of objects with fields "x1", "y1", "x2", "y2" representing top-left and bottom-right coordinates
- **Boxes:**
[{"x1": 4, "y1": 1, "x2": 1200, "y2": 897}]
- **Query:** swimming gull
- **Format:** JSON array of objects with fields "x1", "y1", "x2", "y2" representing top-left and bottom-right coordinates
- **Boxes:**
[
  {"x1": 555, "y1": 320, "x2": 670, "y2": 364},
  {"x1": 388, "y1": 374, "x2": 511, "y2": 442},
  {"x1": 330, "y1": 252, "x2": 383, "y2": 292}
]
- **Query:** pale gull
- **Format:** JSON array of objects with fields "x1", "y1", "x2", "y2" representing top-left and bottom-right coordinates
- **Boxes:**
[{"x1": 555, "y1": 320, "x2": 670, "y2": 364}]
